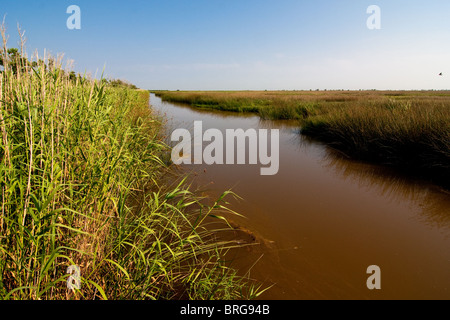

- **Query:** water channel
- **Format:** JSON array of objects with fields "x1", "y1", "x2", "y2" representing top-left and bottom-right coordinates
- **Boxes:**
[{"x1": 150, "y1": 93, "x2": 450, "y2": 300}]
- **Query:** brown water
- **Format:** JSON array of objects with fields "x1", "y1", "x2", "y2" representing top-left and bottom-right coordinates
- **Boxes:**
[{"x1": 150, "y1": 94, "x2": 450, "y2": 300}]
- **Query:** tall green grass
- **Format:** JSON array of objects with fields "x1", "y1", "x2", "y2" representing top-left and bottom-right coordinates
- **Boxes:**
[{"x1": 0, "y1": 27, "x2": 262, "y2": 300}]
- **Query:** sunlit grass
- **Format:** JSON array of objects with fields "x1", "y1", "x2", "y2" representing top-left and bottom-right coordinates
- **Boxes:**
[
  {"x1": 301, "y1": 100, "x2": 450, "y2": 188},
  {"x1": 0, "y1": 26, "x2": 262, "y2": 300}
]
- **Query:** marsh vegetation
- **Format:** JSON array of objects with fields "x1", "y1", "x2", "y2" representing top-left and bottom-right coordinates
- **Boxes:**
[{"x1": 0, "y1": 27, "x2": 261, "y2": 300}]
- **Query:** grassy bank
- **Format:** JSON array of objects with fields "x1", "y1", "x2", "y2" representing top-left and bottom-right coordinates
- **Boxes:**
[
  {"x1": 301, "y1": 100, "x2": 450, "y2": 188},
  {"x1": 0, "y1": 30, "x2": 260, "y2": 300},
  {"x1": 154, "y1": 90, "x2": 450, "y2": 188}
]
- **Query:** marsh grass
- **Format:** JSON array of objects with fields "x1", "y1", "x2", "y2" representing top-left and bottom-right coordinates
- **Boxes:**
[
  {"x1": 0, "y1": 26, "x2": 262, "y2": 300},
  {"x1": 301, "y1": 100, "x2": 450, "y2": 188}
]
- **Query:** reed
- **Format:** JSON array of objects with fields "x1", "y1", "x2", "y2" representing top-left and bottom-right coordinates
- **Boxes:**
[{"x1": 0, "y1": 26, "x2": 261, "y2": 300}]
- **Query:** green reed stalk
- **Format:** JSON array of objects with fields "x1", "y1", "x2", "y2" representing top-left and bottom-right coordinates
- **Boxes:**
[{"x1": 0, "y1": 25, "x2": 262, "y2": 300}]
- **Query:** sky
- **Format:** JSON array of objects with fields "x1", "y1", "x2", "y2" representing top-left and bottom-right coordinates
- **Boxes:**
[{"x1": 1, "y1": 0, "x2": 450, "y2": 90}]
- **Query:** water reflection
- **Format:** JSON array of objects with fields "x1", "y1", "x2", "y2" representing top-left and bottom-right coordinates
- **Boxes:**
[{"x1": 322, "y1": 149, "x2": 450, "y2": 231}]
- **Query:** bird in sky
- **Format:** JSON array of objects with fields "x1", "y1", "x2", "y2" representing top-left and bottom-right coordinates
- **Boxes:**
[{"x1": 439, "y1": 72, "x2": 443, "y2": 76}]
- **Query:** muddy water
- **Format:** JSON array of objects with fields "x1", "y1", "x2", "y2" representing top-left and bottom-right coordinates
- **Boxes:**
[{"x1": 150, "y1": 94, "x2": 450, "y2": 300}]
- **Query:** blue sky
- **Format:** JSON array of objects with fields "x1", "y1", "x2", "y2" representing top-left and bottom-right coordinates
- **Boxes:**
[{"x1": 1, "y1": 0, "x2": 450, "y2": 90}]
